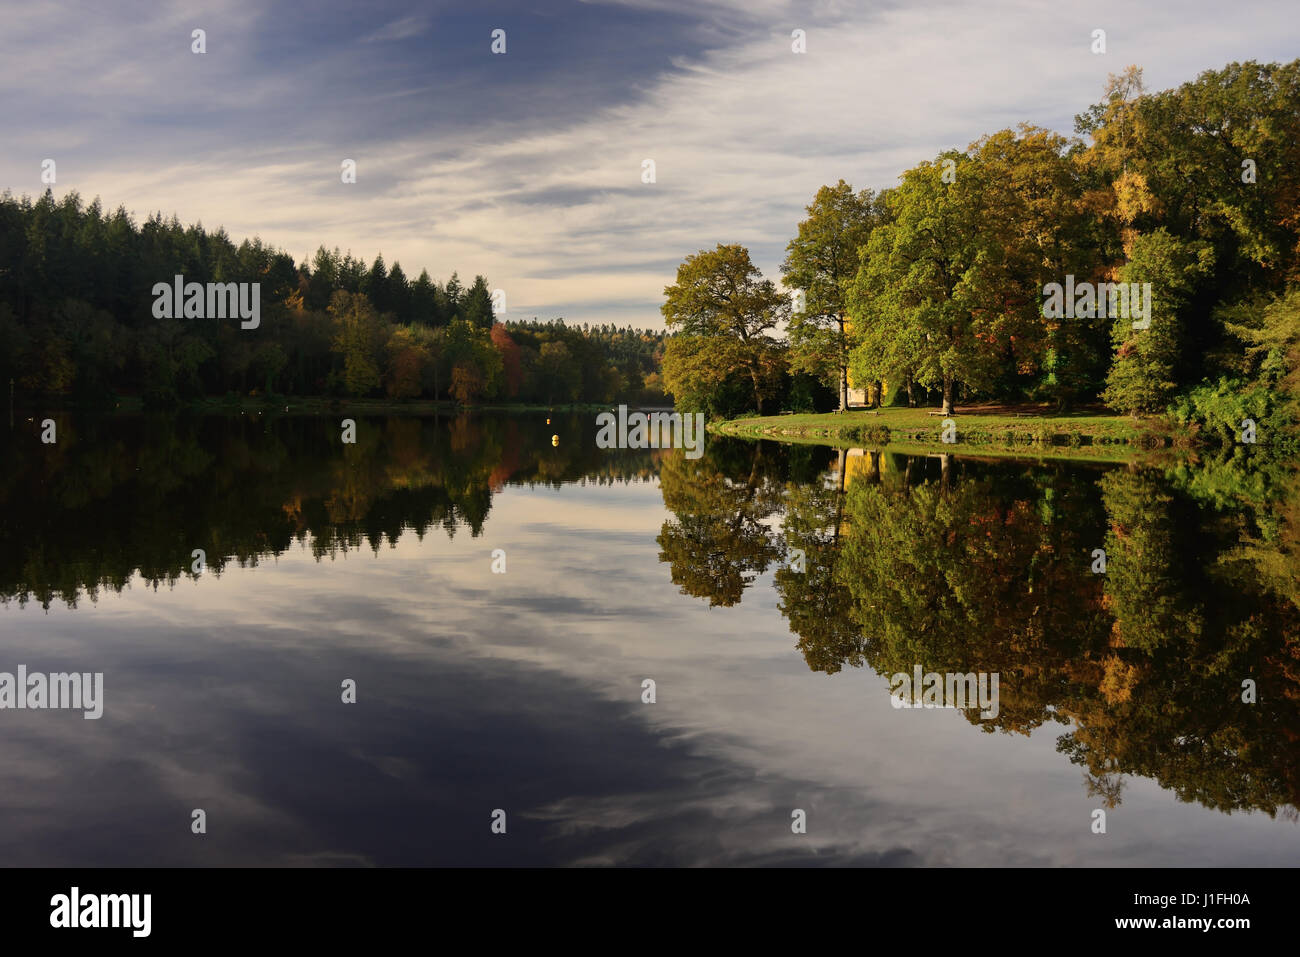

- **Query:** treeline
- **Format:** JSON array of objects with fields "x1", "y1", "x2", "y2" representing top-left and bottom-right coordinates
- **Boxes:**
[
  {"x1": 662, "y1": 59, "x2": 1300, "y2": 444},
  {"x1": 0, "y1": 193, "x2": 668, "y2": 406}
]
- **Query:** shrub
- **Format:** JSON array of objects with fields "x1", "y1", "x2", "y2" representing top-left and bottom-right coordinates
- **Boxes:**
[{"x1": 1168, "y1": 377, "x2": 1274, "y2": 445}]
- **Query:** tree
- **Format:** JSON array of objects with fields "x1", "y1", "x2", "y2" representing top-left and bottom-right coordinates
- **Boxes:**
[
  {"x1": 387, "y1": 262, "x2": 411, "y2": 323},
  {"x1": 848, "y1": 153, "x2": 1009, "y2": 415},
  {"x1": 462, "y1": 275, "x2": 495, "y2": 329},
  {"x1": 250, "y1": 341, "x2": 287, "y2": 395},
  {"x1": 0, "y1": 186, "x2": 671, "y2": 406},
  {"x1": 661, "y1": 243, "x2": 789, "y2": 413},
  {"x1": 537, "y1": 340, "x2": 579, "y2": 404},
  {"x1": 490, "y1": 324, "x2": 523, "y2": 397},
  {"x1": 1078, "y1": 62, "x2": 1300, "y2": 378},
  {"x1": 441, "y1": 319, "x2": 502, "y2": 403},
  {"x1": 969, "y1": 126, "x2": 1104, "y2": 408},
  {"x1": 661, "y1": 334, "x2": 745, "y2": 416},
  {"x1": 308, "y1": 246, "x2": 340, "y2": 309},
  {"x1": 1103, "y1": 229, "x2": 1214, "y2": 415},
  {"x1": 362, "y1": 254, "x2": 389, "y2": 314},
  {"x1": 450, "y1": 361, "x2": 486, "y2": 404},
  {"x1": 444, "y1": 272, "x2": 464, "y2": 316},
  {"x1": 386, "y1": 326, "x2": 431, "y2": 399},
  {"x1": 1074, "y1": 65, "x2": 1147, "y2": 178},
  {"x1": 410, "y1": 269, "x2": 438, "y2": 325},
  {"x1": 329, "y1": 290, "x2": 385, "y2": 396},
  {"x1": 782, "y1": 180, "x2": 878, "y2": 410}
]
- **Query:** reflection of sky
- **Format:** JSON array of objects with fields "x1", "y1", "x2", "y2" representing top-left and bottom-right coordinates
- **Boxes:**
[{"x1": 1, "y1": 475, "x2": 1297, "y2": 866}]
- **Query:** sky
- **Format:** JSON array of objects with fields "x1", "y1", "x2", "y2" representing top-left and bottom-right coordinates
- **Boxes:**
[{"x1": 2, "y1": 0, "x2": 1298, "y2": 328}]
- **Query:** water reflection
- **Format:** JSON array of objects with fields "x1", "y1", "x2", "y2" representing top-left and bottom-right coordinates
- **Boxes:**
[
  {"x1": 0, "y1": 411, "x2": 660, "y2": 609},
  {"x1": 660, "y1": 440, "x2": 1300, "y2": 820},
  {"x1": 1, "y1": 412, "x2": 1297, "y2": 865}
]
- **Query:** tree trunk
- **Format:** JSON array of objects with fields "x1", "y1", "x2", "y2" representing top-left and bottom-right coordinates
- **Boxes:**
[
  {"x1": 905, "y1": 375, "x2": 915, "y2": 408},
  {"x1": 871, "y1": 380, "x2": 882, "y2": 409},
  {"x1": 837, "y1": 315, "x2": 848, "y2": 412},
  {"x1": 941, "y1": 375, "x2": 955, "y2": 415}
]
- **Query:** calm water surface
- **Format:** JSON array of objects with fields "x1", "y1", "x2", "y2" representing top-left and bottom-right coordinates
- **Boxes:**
[{"x1": 1, "y1": 411, "x2": 1297, "y2": 866}]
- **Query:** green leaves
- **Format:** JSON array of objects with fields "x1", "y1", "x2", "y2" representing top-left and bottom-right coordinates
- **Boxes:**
[
  {"x1": 848, "y1": 151, "x2": 1005, "y2": 409},
  {"x1": 781, "y1": 181, "x2": 879, "y2": 403},
  {"x1": 661, "y1": 244, "x2": 789, "y2": 414},
  {"x1": 1103, "y1": 229, "x2": 1214, "y2": 414}
]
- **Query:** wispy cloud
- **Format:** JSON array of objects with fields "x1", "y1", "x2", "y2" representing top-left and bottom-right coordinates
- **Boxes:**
[
  {"x1": 362, "y1": 15, "x2": 430, "y2": 42},
  {"x1": 1, "y1": 0, "x2": 1297, "y2": 327}
]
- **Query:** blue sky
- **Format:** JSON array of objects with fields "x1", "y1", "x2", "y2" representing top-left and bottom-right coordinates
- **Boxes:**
[{"x1": 2, "y1": 0, "x2": 1298, "y2": 327}]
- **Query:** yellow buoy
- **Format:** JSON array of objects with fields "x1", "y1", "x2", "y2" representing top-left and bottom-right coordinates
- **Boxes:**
[{"x1": 551, "y1": 435, "x2": 559, "y2": 446}]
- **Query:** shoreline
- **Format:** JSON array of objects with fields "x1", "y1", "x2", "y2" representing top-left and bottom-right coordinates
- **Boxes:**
[
  {"x1": 711, "y1": 407, "x2": 1188, "y2": 464},
  {"x1": 10, "y1": 396, "x2": 634, "y2": 416}
]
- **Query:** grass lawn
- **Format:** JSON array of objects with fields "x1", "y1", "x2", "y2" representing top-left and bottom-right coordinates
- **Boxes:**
[{"x1": 713, "y1": 402, "x2": 1180, "y2": 460}]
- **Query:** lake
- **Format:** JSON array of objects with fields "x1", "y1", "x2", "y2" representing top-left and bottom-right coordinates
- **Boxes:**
[{"x1": 1, "y1": 410, "x2": 1296, "y2": 866}]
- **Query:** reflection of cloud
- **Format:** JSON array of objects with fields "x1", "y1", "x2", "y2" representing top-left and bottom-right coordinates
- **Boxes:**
[
  {"x1": 3, "y1": 480, "x2": 1298, "y2": 865},
  {"x1": 2, "y1": 2, "x2": 1296, "y2": 326}
]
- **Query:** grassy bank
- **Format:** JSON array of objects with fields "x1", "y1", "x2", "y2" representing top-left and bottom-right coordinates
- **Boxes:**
[{"x1": 713, "y1": 404, "x2": 1183, "y2": 462}]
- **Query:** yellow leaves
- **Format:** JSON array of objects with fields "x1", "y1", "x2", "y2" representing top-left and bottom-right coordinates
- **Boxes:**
[
  {"x1": 1100, "y1": 655, "x2": 1142, "y2": 704},
  {"x1": 1113, "y1": 170, "x2": 1162, "y2": 225},
  {"x1": 1078, "y1": 186, "x2": 1116, "y2": 218}
]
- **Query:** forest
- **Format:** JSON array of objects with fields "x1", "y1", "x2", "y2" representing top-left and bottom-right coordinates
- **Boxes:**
[
  {"x1": 661, "y1": 59, "x2": 1300, "y2": 449},
  {"x1": 4, "y1": 57, "x2": 1297, "y2": 443},
  {"x1": 0, "y1": 198, "x2": 668, "y2": 407}
]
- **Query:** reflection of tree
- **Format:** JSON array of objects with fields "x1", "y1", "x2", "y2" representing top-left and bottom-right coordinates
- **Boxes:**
[
  {"x1": 0, "y1": 412, "x2": 665, "y2": 608},
  {"x1": 1170, "y1": 450, "x2": 1300, "y2": 614},
  {"x1": 762, "y1": 449, "x2": 1300, "y2": 817},
  {"x1": 1053, "y1": 466, "x2": 1300, "y2": 816},
  {"x1": 837, "y1": 461, "x2": 1110, "y2": 735},
  {"x1": 655, "y1": 444, "x2": 785, "y2": 607},
  {"x1": 774, "y1": 456, "x2": 862, "y2": 672},
  {"x1": 1098, "y1": 468, "x2": 1206, "y2": 653}
]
